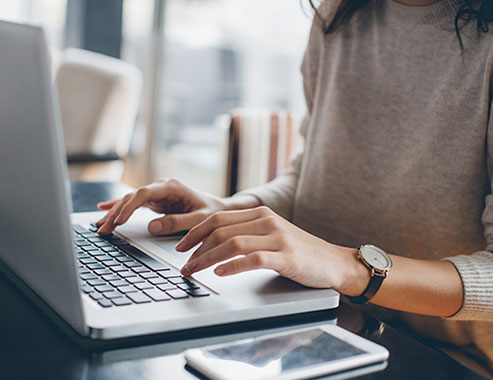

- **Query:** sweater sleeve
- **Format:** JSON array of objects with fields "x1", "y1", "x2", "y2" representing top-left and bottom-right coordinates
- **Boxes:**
[
  {"x1": 443, "y1": 194, "x2": 493, "y2": 321},
  {"x1": 442, "y1": 98, "x2": 493, "y2": 322}
]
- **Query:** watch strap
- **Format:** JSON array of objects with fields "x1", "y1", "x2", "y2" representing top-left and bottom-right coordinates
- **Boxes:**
[{"x1": 348, "y1": 272, "x2": 385, "y2": 304}]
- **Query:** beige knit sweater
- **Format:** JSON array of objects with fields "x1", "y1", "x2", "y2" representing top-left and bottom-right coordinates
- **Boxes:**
[{"x1": 242, "y1": 0, "x2": 493, "y2": 370}]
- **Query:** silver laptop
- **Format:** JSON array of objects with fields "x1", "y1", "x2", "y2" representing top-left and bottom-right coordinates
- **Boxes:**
[{"x1": 0, "y1": 20, "x2": 339, "y2": 341}]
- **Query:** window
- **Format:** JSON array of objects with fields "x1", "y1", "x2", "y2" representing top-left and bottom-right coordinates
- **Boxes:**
[
  {"x1": 0, "y1": 0, "x2": 67, "y2": 48},
  {"x1": 1, "y1": 0, "x2": 312, "y2": 194},
  {"x1": 146, "y1": 0, "x2": 312, "y2": 195}
]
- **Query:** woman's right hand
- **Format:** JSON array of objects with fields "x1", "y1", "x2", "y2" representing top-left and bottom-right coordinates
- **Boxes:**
[{"x1": 95, "y1": 178, "x2": 260, "y2": 236}]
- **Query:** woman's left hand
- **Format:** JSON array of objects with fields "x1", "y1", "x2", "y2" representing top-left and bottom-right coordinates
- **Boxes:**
[{"x1": 177, "y1": 206, "x2": 362, "y2": 292}]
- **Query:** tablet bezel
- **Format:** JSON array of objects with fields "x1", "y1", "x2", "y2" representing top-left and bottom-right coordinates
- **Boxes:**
[{"x1": 184, "y1": 323, "x2": 390, "y2": 380}]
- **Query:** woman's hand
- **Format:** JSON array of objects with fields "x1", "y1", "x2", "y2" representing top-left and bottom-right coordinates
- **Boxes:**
[
  {"x1": 178, "y1": 206, "x2": 365, "y2": 292},
  {"x1": 96, "y1": 178, "x2": 260, "y2": 236}
]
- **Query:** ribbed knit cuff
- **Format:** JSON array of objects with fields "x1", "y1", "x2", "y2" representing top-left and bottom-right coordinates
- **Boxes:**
[{"x1": 442, "y1": 252, "x2": 493, "y2": 321}]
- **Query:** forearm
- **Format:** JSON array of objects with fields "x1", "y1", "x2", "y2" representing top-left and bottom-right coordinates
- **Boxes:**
[{"x1": 340, "y1": 250, "x2": 464, "y2": 318}]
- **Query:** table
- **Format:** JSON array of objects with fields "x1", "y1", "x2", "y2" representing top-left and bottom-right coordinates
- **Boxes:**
[{"x1": 0, "y1": 182, "x2": 487, "y2": 380}]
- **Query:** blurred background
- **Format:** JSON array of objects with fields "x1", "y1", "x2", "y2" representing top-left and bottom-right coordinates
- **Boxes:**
[{"x1": 0, "y1": 0, "x2": 311, "y2": 196}]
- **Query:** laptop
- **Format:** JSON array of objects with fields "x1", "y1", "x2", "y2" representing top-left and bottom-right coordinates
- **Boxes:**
[{"x1": 0, "y1": 20, "x2": 339, "y2": 342}]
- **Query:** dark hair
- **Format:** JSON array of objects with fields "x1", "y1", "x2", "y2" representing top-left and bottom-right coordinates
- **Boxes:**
[{"x1": 307, "y1": 0, "x2": 493, "y2": 50}]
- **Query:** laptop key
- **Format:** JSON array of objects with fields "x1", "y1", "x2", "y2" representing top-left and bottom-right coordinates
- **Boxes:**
[
  {"x1": 105, "y1": 260, "x2": 121, "y2": 267},
  {"x1": 89, "y1": 293, "x2": 104, "y2": 301},
  {"x1": 72, "y1": 224, "x2": 88, "y2": 234},
  {"x1": 144, "y1": 289, "x2": 171, "y2": 301},
  {"x1": 186, "y1": 288, "x2": 211, "y2": 297},
  {"x1": 95, "y1": 285, "x2": 114, "y2": 293},
  {"x1": 111, "y1": 240, "x2": 130, "y2": 247},
  {"x1": 87, "y1": 263, "x2": 105, "y2": 270},
  {"x1": 103, "y1": 248, "x2": 122, "y2": 254},
  {"x1": 135, "y1": 282, "x2": 154, "y2": 290},
  {"x1": 101, "y1": 271, "x2": 120, "y2": 281},
  {"x1": 131, "y1": 266, "x2": 150, "y2": 274},
  {"x1": 103, "y1": 291, "x2": 124, "y2": 299},
  {"x1": 168, "y1": 277, "x2": 189, "y2": 285},
  {"x1": 97, "y1": 299, "x2": 113, "y2": 308},
  {"x1": 78, "y1": 265, "x2": 90, "y2": 274},
  {"x1": 112, "y1": 297, "x2": 133, "y2": 306},
  {"x1": 177, "y1": 282, "x2": 200, "y2": 291},
  {"x1": 96, "y1": 255, "x2": 114, "y2": 262},
  {"x1": 84, "y1": 246, "x2": 103, "y2": 252},
  {"x1": 87, "y1": 250, "x2": 107, "y2": 257},
  {"x1": 117, "y1": 285, "x2": 138, "y2": 294},
  {"x1": 95, "y1": 268, "x2": 113, "y2": 276},
  {"x1": 119, "y1": 245, "x2": 170, "y2": 271},
  {"x1": 95, "y1": 243, "x2": 112, "y2": 249},
  {"x1": 102, "y1": 234, "x2": 120, "y2": 242},
  {"x1": 111, "y1": 265, "x2": 128, "y2": 272},
  {"x1": 109, "y1": 279, "x2": 128, "y2": 287},
  {"x1": 157, "y1": 284, "x2": 177, "y2": 291},
  {"x1": 140, "y1": 272, "x2": 159, "y2": 279},
  {"x1": 80, "y1": 258, "x2": 98, "y2": 265},
  {"x1": 157, "y1": 268, "x2": 182, "y2": 278},
  {"x1": 117, "y1": 256, "x2": 134, "y2": 263},
  {"x1": 165, "y1": 289, "x2": 189, "y2": 299},
  {"x1": 81, "y1": 284, "x2": 94, "y2": 293},
  {"x1": 80, "y1": 273, "x2": 97, "y2": 281},
  {"x1": 118, "y1": 270, "x2": 137, "y2": 278},
  {"x1": 126, "y1": 276, "x2": 145, "y2": 284},
  {"x1": 149, "y1": 277, "x2": 168, "y2": 286},
  {"x1": 87, "y1": 279, "x2": 106, "y2": 287},
  {"x1": 127, "y1": 292, "x2": 152, "y2": 304},
  {"x1": 123, "y1": 260, "x2": 141, "y2": 267}
]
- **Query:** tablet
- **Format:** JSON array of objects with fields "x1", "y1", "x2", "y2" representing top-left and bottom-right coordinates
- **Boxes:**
[{"x1": 185, "y1": 324, "x2": 389, "y2": 380}]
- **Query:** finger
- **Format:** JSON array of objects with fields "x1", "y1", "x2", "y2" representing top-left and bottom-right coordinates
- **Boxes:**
[
  {"x1": 177, "y1": 206, "x2": 271, "y2": 252},
  {"x1": 214, "y1": 251, "x2": 284, "y2": 276},
  {"x1": 97, "y1": 193, "x2": 133, "y2": 234},
  {"x1": 97, "y1": 199, "x2": 119, "y2": 210},
  {"x1": 112, "y1": 187, "x2": 155, "y2": 226},
  {"x1": 95, "y1": 200, "x2": 123, "y2": 227},
  {"x1": 148, "y1": 210, "x2": 206, "y2": 236},
  {"x1": 181, "y1": 235, "x2": 278, "y2": 276},
  {"x1": 184, "y1": 217, "x2": 276, "y2": 262}
]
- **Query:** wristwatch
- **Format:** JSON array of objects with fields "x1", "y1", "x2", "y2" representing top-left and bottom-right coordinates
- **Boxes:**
[{"x1": 349, "y1": 245, "x2": 392, "y2": 304}]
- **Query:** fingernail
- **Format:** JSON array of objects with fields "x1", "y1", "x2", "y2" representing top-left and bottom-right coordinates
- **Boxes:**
[
  {"x1": 175, "y1": 240, "x2": 185, "y2": 251},
  {"x1": 149, "y1": 221, "x2": 162, "y2": 234},
  {"x1": 183, "y1": 261, "x2": 197, "y2": 274},
  {"x1": 215, "y1": 267, "x2": 224, "y2": 275}
]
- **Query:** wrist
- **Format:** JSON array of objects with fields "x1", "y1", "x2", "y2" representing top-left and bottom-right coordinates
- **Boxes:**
[
  {"x1": 222, "y1": 194, "x2": 262, "y2": 211},
  {"x1": 338, "y1": 247, "x2": 371, "y2": 297}
]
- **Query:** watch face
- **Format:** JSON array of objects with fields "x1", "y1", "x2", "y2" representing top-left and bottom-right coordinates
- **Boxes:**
[{"x1": 360, "y1": 245, "x2": 392, "y2": 272}]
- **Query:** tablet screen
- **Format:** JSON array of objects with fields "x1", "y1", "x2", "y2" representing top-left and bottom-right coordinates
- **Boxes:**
[{"x1": 206, "y1": 328, "x2": 366, "y2": 373}]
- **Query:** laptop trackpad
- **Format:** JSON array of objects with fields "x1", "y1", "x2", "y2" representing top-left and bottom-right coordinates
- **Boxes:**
[{"x1": 114, "y1": 209, "x2": 310, "y2": 300}]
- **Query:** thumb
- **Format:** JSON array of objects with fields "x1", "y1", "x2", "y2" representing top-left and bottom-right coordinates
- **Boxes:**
[{"x1": 148, "y1": 211, "x2": 206, "y2": 236}]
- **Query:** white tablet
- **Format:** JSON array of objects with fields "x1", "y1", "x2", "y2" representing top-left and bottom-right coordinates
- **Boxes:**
[{"x1": 185, "y1": 324, "x2": 389, "y2": 380}]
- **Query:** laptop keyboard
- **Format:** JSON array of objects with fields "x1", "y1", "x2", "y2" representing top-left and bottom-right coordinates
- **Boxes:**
[{"x1": 72, "y1": 224, "x2": 210, "y2": 308}]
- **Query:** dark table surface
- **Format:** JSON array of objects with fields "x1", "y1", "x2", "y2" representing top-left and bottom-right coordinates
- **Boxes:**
[{"x1": 0, "y1": 182, "x2": 487, "y2": 380}]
